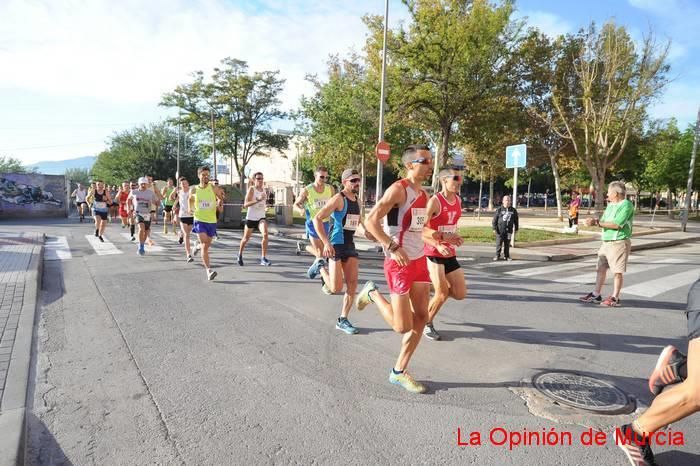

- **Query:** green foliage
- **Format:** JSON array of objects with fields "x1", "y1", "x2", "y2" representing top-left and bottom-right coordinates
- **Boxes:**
[
  {"x1": 161, "y1": 58, "x2": 289, "y2": 189},
  {"x1": 91, "y1": 123, "x2": 205, "y2": 185},
  {"x1": 64, "y1": 168, "x2": 91, "y2": 187},
  {"x1": 641, "y1": 120, "x2": 698, "y2": 192},
  {"x1": 0, "y1": 156, "x2": 36, "y2": 174}
]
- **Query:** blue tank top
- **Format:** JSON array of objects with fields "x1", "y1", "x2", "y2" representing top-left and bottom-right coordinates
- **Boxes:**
[{"x1": 330, "y1": 192, "x2": 360, "y2": 245}]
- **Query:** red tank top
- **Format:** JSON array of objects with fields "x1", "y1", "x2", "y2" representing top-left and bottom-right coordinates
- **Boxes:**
[
  {"x1": 424, "y1": 192, "x2": 461, "y2": 258},
  {"x1": 118, "y1": 191, "x2": 129, "y2": 207}
]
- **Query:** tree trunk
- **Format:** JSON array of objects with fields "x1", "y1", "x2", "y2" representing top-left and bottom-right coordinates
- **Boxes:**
[
  {"x1": 594, "y1": 177, "x2": 606, "y2": 215},
  {"x1": 666, "y1": 189, "x2": 672, "y2": 217},
  {"x1": 549, "y1": 150, "x2": 563, "y2": 220},
  {"x1": 488, "y1": 175, "x2": 494, "y2": 211},
  {"x1": 432, "y1": 126, "x2": 451, "y2": 192}
]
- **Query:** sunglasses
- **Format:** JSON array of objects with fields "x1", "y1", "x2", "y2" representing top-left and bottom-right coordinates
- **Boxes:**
[
  {"x1": 255, "y1": 177, "x2": 264, "y2": 180},
  {"x1": 444, "y1": 175, "x2": 463, "y2": 181},
  {"x1": 410, "y1": 158, "x2": 432, "y2": 165},
  {"x1": 317, "y1": 175, "x2": 329, "y2": 180},
  {"x1": 347, "y1": 178, "x2": 361, "y2": 184}
]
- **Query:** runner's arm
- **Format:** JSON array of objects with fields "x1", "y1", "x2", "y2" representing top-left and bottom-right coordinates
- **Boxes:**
[
  {"x1": 421, "y1": 197, "x2": 443, "y2": 247},
  {"x1": 294, "y1": 188, "x2": 308, "y2": 211},
  {"x1": 313, "y1": 194, "x2": 342, "y2": 246},
  {"x1": 242, "y1": 187, "x2": 257, "y2": 208}
]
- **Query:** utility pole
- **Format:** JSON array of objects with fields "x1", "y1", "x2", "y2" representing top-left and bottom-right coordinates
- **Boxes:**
[
  {"x1": 682, "y1": 106, "x2": 699, "y2": 232},
  {"x1": 375, "y1": 0, "x2": 389, "y2": 200},
  {"x1": 176, "y1": 120, "x2": 180, "y2": 180},
  {"x1": 211, "y1": 109, "x2": 217, "y2": 180}
]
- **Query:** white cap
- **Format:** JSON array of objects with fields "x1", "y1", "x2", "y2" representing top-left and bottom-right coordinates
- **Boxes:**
[{"x1": 138, "y1": 177, "x2": 148, "y2": 184}]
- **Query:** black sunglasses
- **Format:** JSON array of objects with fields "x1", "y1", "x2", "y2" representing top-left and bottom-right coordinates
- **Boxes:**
[
  {"x1": 255, "y1": 177, "x2": 264, "y2": 180},
  {"x1": 348, "y1": 178, "x2": 361, "y2": 184},
  {"x1": 317, "y1": 175, "x2": 329, "y2": 180},
  {"x1": 410, "y1": 158, "x2": 432, "y2": 165},
  {"x1": 444, "y1": 175, "x2": 462, "y2": 181}
]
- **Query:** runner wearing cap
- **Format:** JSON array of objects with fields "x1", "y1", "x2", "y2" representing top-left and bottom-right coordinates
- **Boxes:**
[
  {"x1": 295, "y1": 166, "x2": 335, "y2": 279},
  {"x1": 313, "y1": 168, "x2": 375, "y2": 334},
  {"x1": 190, "y1": 166, "x2": 224, "y2": 280},
  {"x1": 128, "y1": 177, "x2": 158, "y2": 255},
  {"x1": 237, "y1": 172, "x2": 272, "y2": 266},
  {"x1": 422, "y1": 168, "x2": 466, "y2": 341}
]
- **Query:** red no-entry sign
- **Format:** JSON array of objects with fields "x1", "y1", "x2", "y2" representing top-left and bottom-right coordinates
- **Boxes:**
[{"x1": 376, "y1": 141, "x2": 390, "y2": 163}]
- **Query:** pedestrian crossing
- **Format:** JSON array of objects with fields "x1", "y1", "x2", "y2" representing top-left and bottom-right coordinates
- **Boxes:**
[{"x1": 45, "y1": 235, "x2": 72, "y2": 261}]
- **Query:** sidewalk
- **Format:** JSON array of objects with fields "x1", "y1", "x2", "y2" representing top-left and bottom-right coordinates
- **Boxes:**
[
  {"x1": 268, "y1": 223, "x2": 700, "y2": 262},
  {"x1": 0, "y1": 232, "x2": 44, "y2": 466}
]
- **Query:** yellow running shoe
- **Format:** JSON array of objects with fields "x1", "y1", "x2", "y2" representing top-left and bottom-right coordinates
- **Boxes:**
[
  {"x1": 356, "y1": 281, "x2": 377, "y2": 311},
  {"x1": 389, "y1": 370, "x2": 427, "y2": 394}
]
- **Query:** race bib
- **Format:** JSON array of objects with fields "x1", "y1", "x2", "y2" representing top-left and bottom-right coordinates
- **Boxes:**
[
  {"x1": 140, "y1": 213, "x2": 151, "y2": 221},
  {"x1": 409, "y1": 208, "x2": 427, "y2": 232},
  {"x1": 438, "y1": 225, "x2": 457, "y2": 234},
  {"x1": 344, "y1": 214, "x2": 360, "y2": 231},
  {"x1": 314, "y1": 199, "x2": 327, "y2": 210},
  {"x1": 94, "y1": 201, "x2": 107, "y2": 210},
  {"x1": 198, "y1": 200, "x2": 212, "y2": 210}
]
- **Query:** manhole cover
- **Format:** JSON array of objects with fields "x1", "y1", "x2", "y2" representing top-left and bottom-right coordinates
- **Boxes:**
[{"x1": 532, "y1": 371, "x2": 634, "y2": 414}]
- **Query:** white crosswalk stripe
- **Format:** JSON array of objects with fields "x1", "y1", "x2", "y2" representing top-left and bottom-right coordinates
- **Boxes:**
[
  {"x1": 505, "y1": 255, "x2": 644, "y2": 277},
  {"x1": 120, "y1": 233, "x2": 166, "y2": 252},
  {"x1": 624, "y1": 269, "x2": 700, "y2": 297},
  {"x1": 85, "y1": 235, "x2": 123, "y2": 255},
  {"x1": 45, "y1": 236, "x2": 72, "y2": 261},
  {"x1": 553, "y1": 257, "x2": 691, "y2": 284}
]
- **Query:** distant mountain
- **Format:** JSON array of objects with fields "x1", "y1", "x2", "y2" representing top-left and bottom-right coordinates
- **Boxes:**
[{"x1": 28, "y1": 156, "x2": 96, "y2": 175}]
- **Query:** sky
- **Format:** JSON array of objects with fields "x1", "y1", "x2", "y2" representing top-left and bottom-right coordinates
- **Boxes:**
[{"x1": 1, "y1": 0, "x2": 699, "y2": 165}]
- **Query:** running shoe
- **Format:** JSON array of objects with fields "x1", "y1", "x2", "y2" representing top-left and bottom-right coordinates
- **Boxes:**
[
  {"x1": 648, "y1": 345, "x2": 686, "y2": 395},
  {"x1": 193, "y1": 244, "x2": 200, "y2": 256},
  {"x1": 356, "y1": 281, "x2": 377, "y2": 311},
  {"x1": 260, "y1": 257, "x2": 272, "y2": 266},
  {"x1": 237, "y1": 255, "x2": 244, "y2": 266},
  {"x1": 493, "y1": 256, "x2": 501, "y2": 261},
  {"x1": 307, "y1": 258, "x2": 324, "y2": 279},
  {"x1": 207, "y1": 270, "x2": 217, "y2": 281},
  {"x1": 98, "y1": 235, "x2": 104, "y2": 243},
  {"x1": 615, "y1": 424, "x2": 657, "y2": 466},
  {"x1": 137, "y1": 247, "x2": 145, "y2": 256},
  {"x1": 320, "y1": 276, "x2": 332, "y2": 295},
  {"x1": 95, "y1": 231, "x2": 99, "y2": 237},
  {"x1": 601, "y1": 296, "x2": 621, "y2": 307},
  {"x1": 336, "y1": 317, "x2": 359, "y2": 335},
  {"x1": 578, "y1": 292, "x2": 602, "y2": 304},
  {"x1": 186, "y1": 255, "x2": 194, "y2": 263},
  {"x1": 178, "y1": 235, "x2": 184, "y2": 245},
  {"x1": 506, "y1": 257, "x2": 513, "y2": 261},
  {"x1": 424, "y1": 322, "x2": 441, "y2": 341},
  {"x1": 389, "y1": 370, "x2": 427, "y2": 394},
  {"x1": 296, "y1": 241, "x2": 302, "y2": 256},
  {"x1": 130, "y1": 236, "x2": 136, "y2": 242}
]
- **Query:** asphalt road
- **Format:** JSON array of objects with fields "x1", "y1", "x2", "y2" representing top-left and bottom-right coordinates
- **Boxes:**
[{"x1": 2, "y1": 218, "x2": 699, "y2": 465}]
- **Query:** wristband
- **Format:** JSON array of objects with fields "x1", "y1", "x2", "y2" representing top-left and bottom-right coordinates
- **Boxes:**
[{"x1": 387, "y1": 240, "x2": 400, "y2": 252}]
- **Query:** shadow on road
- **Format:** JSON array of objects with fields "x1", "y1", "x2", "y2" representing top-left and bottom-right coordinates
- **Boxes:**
[{"x1": 25, "y1": 412, "x2": 74, "y2": 466}]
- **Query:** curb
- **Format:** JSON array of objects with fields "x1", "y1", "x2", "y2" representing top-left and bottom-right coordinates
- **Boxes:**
[{"x1": 0, "y1": 233, "x2": 44, "y2": 466}]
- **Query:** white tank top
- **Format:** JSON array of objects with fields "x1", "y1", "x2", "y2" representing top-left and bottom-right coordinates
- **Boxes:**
[
  {"x1": 178, "y1": 190, "x2": 193, "y2": 217},
  {"x1": 246, "y1": 188, "x2": 267, "y2": 221},
  {"x1": 75, "y1": 189, "x2": 87, "y2": 202},
  {"x1": 383, "y1": 179, "x2": 428, "y2": 260}
]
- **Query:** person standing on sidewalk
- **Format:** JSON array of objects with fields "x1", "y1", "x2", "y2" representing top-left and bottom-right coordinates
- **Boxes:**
[
  {"x1": 568, "y1": 191, "x2": 581, "y2": 229},
  {"x1": 614, "y1": 278, "x2": 700, "y2": 466},
  {"x1": 422, "y1": 168, "x2": 466, "y2": 340},
  {"x1": 492, "y1": 195, "x2": 518, "y2": 261},
  {"x1": 579, "y1": 181, "x2": 634, "y2": 307},
  {"x1": 237, "y1": 172, "x2": 272, "y2": 266}
]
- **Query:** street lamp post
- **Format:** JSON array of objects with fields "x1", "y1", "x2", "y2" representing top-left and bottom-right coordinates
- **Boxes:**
[
  {"x1": 477, "y1": 160, "x2": 486, "y2": 220},
  {"x1": 682, "y1": 106, "x2": 699, "y2": 232},
  {"x1": 375, "y1": 0, "x2": 389, "y2": 201}
]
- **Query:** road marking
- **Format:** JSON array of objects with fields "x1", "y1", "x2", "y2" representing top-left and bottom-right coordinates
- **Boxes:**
[
  {"x1": 152, "y1": 231, "x2": 180, "y2": 243},
  {"x1": 120, "y1": 233, "x2": 166, "y2": 252},
  {"x1": 624, "y1": 269, "x2": 700, "y2": 297},
  {"x1": 553, "y1": 257, "x2": 691, "y2": 284},
  {"x1": 85, "y1": 235, "x2": 123, "y2": 256},
  {"x1": 506, "y1": 255, "x2": 644, "y2": 277},
  {"x1": 45, "y1": 236, "x2": 72, "y2": 261}
]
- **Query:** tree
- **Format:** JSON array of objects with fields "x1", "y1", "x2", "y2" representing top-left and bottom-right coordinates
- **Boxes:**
[
  {"x1": 551, "y1": 22, "x2": 670, "y2": 210},
  {"x1": 161, "y1": 58, "x2": 289, "y2": 191},
  {"x1": 0, "y1": 156, "x2": 36, "y2": 174},
  {"x1": 65, "y1": 168, "x2": 91, "y2": 188},
  {"x1": 91, "y1": 123, "x2": 205, "y2": 185},
  {"x1": 365, "y1": 0, "x2": 521, "y2": 191}
]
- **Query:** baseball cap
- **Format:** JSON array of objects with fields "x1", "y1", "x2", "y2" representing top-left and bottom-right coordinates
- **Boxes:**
[
  {"x1": 341, "y1": 169, "x2": 359, "y2": 181},
  {"x1": 138, "y1": 177, "x2": 148, "y2": 184}
]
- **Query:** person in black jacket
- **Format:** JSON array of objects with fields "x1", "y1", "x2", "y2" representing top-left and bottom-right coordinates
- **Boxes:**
[{"x1": 492, "y1": 195, "x2": 519, "y2": 261}]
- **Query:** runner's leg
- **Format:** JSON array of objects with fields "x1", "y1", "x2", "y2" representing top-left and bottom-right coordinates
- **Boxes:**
[
  {"x1": 339, "y1": 257, "x2": 358, "y2": 319},
  {"x1": 320, "y1": 257, "x2": 344, "y2": 294},
  {"x1": 259, "y1": 220, "x2": 269, "y2": 259},
  {"x1": 427, "y1": 260, "x2": 449, "y2": 324},
  {"x1": 393, "y1": 283, "x2": 430, "y2": 371}
]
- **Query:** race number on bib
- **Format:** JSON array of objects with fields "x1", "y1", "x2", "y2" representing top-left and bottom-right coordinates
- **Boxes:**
[
  {"x1": 141, "y1": 213, "x2": 151, "y2": 221},
  {"x1": 409, "y1": 208, "x2": 427, "y2": 232},
  {"x1": 314, "y1": 199, "x2": 327, "y2": 210},
  {"x1": 94, "y1": 201, "x2": 107, "y2": 210},
  {"x1": 198, "y1": 200, "x2": 212, "y2": 210},
  {"x1": 438, "y1": 225, "x2": 457, "y2": 234},
  {"x1": 344, "y1": 214, "x2": 360, "y2": 231}
]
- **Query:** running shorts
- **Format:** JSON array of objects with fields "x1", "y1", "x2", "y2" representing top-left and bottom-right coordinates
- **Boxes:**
[
  {"x1": 180, "y1": 216, "x2": 194, "y2": 226},
  {"x1": 427, "y1": 255, "x2": 461, "y2": 275},
  {"x1": 305, "y1": 221, "x2": 330, "y2": 240},
  {"x1": 164, "y1": 205, "x2": 173, "y2": 213},
  {"x1": 93, "y1": 211, "x2": 108, "y2": 220},
  {"x1": 135, "y1": 214, "x2": 151, "y2": 230},
  {"x1": 193, "y1": 220, "x2": 217, "y2": 238},
  {"x1": 384, "y1": 256, "x2": 430, "y2": 296},
  {"x1": 331, "y1": 242, "x2": 359, "y2": 262},
  {"x1": 246, "y1": 218, "x2": 267, "y2": 230}
]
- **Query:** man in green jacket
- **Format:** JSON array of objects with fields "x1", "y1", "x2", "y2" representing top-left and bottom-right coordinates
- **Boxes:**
[{"x1": 579, "y1": 181, "x2": 634, "y2": 307}]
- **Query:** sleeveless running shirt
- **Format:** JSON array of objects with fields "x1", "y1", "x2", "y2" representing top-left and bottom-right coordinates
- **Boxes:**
[
  {"x1": 246, "y1": 188, "x2": 267, "y2": 221},
  {"x1": 193, "y1": 184, "x2": 217, "y2": 223},
  {"x1": 164, "y1": 187, "x2": 175, "y2": 206},
  {"x1": 330, "y1": 192, "x2": 360, "y2": 245},
  {"x1": 305, "y1": 184, "x2": 332, "y2": 223},
  {"x1": 178, "y1": 190, "x2": 193, "y2": 218},
  {"x1": 93, "y1": 190, "x2": 109, "y2": 213},
  {"x1": 424, "y1": 192, "x2": 461, "y2": 258},
  {"x1": 75, "y1": 189, "x2": 87, "y2": 202},
  {"x1": 383, "y1": 179, "x2": 428, "y2": 260}
]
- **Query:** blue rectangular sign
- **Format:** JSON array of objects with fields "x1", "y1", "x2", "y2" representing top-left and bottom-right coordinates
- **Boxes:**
[{"x1": 505, "y1": 144, "x2": 527, "y2": 169}]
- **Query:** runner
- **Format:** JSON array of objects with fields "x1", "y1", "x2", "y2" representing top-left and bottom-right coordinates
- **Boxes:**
[
  {"x1": 127, "y1": 177, "x2": 158, "y2": 256},
  {"x1": 421, "y1": 168, "x2": 467, "y2": 341},
  {"x1": 145, "y1": 175, "x2": 162, "y2": 244},
  {"x1": 237, "y1": 172, "x2": 272, "y2": 266},
  {"x1": 190, "y1": 166, "x2": 224, "y2": 280},
  {"x1": 356, "y1": 145, "x2": 460, "y2": 393},
  {"x1": 71, "y1": 183, "x2": 88, "y2": 222},
  {"x1": 295, "y1": 166, "x2": 335, "y2": 279},
  {"x1": 117, "y1": 182, "x2": 131, "y2": 229},
  {"x1": 109, "y1": 185, "x2": 119, "y2": 222},
  {"x1": 614, "y1": 278, "x2": 699, "y2": 465},
  {"x1": 161, "y1": 178, "x2": 177, "y2": 234},
  {"x1": 128, "y1": 181, "x2": 138, "y2": 241},
  {"x1": 171, "y1": 176, "x2": 195, "y2": 262},
  {"x1": 313, "y1": 168, "x2": 375, "y2": 335},
  {"x1": 86, "y1": 180, "x2": 112, "y2": 242}
]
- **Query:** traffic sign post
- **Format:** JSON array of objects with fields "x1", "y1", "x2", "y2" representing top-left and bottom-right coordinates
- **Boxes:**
[
  {"x1": 506, "y1": 144, "x2": 527, "y2": 247},
  {"x1": 376, "y1": 141, "x2": 391, "y2": 164}
]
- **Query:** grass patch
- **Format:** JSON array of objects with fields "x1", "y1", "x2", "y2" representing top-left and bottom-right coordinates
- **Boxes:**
[{"x1": 458, "y1": 226, "x2": 576, "y2": 243}]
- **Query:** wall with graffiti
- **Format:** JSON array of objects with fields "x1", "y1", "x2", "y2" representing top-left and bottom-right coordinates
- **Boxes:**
[{"x1": 0, "y1": 173, "x2": 68, "y2": 218}]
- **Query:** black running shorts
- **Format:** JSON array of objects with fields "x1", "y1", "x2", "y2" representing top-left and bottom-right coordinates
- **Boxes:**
[
  {"x1": 164, "y1": 205, "x2": 173, "y2": 213},
  {"x1": 332, "y1": 243, "x2": 359, "y2": 262},
  {"x1": 180, "y1": 217, "x2": 194, "y2": 226},
  {"x1": 246, "y1": 218, "x2": 267, "y2": 230},
  {"x1": 427, "y1": 255, "x2": 461, "y2": 275},
  {"x1": 135, "y1": 214, "x2": 151, "y2": 230},
  {"x1": 687, "y1": 278, "x2": 700, "y2": 341}
]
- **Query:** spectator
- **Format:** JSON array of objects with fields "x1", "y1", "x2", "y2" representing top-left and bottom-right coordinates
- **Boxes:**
[
  {"x1": 568, "y1": 191, "x2": 581, "y2": 229},
  {"x1": 492, "y1": 195, "x2": 519, "y2": 261}
]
